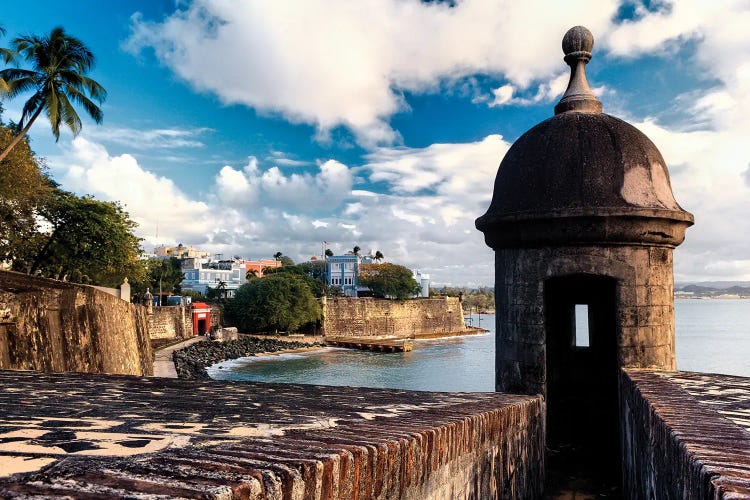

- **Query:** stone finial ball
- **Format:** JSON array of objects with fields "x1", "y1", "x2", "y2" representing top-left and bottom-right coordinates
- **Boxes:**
[{"x1": 562, "y1": 25, "x2": 594, "y2": 55}]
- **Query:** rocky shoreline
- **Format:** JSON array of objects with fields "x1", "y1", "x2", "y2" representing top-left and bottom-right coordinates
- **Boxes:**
[{"x1": 173, "y1": 336, "x2": 324, "y2": 380}]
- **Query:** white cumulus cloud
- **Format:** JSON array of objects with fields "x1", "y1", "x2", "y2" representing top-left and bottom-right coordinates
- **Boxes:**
[
  {"x1": 125, "y1": 0, "x2": 617, "y2": 146},
  {"x1": 51, "y1": 137, "x2": 213, "y2": 246}
]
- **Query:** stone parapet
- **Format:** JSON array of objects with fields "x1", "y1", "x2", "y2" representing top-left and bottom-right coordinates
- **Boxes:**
[
  {"x1": 621, "y1": 369, "x2": 750, "y2": 499},
  {"x1": 0, "y1": 371, "x2": 544, "y2": 499}
]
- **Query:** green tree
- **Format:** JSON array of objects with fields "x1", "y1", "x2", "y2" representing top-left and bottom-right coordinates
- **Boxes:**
[
  {"x1": 0, "y1": 122, "x2": 53, "y2": 266},
  {"x1": 352, "y1": 245, "x2": 360, "y2": 255},
  {"x1": 181, "y1": 289, "x2": 204, "y2": 301},
  {"x1": 324, "y1": 248, "x2": 334, "y2": 258},
  {"x1": 279, "y1": 255, "x2": 294, "y2": 267},
  {"x1": 263, "y1": 260, "x2": 326, "y2": 297},
  {"x1": 206, "y1": 280, "x2": 228, "y2": 304},
  {"x1": 0, "y1": 27, "x2": 106, "y2": 162},
  {"x1": 142, "y1": 257, "x2": 183, "y2": 296},
  {"x1": 225, "y1": 273, "x2": 321, "y2": 333},
  {"x1": 272, "y1": 251, "x2": 294, "y2": 266},
  {"x1": 374, "y1": 250, "x2": 384, "y2": 262},
  {"x1": 18, "y1": 189, "x2": 144, "y2": 287},
  {"x1": 359, "y1": 263, "x2": 421, "y2": 300}
]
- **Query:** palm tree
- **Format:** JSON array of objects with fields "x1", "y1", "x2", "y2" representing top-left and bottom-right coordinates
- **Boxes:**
[
  {"x1": 0, "y1": 27, "x2": 106, "y2": 163},
  {"x1": 0, "y1": 26, "x2": 17, "y2": 93},
  {"x1": 352, "y1": 246, "x2": 360, "y2": 256},
  {"x1": 325, "y1": 248, "x2": 334, "y2": 259},
  {"x1": 374, "y1": 250, "x2": 384, "y2": 263},
  {"x1": 274, "y1": 251, "x2": 283, "y2": 261}
]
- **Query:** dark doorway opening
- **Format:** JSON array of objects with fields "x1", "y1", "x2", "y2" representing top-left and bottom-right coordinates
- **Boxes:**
[
  {"x1": 197, "y1": 319, "x2": 208, "y2": 335},
  {"x1": 544, "y1": 275, "x2": 621, "y2": 495}
]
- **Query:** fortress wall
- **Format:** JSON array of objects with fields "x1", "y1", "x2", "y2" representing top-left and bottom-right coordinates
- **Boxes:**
[
  {"x1": 0, "y1": 371, "x2": 545, "y2": 499},
  {"x1": 0, "y1": 270, "x2": 152, "y2": 376},
  {"x1": 148, "y1": 306, "x2": 193, "y2": 340},
  {"x1": 323, "y1": 296, "x2": 467, "y2": 338},
  {"x1": 620, "y1": 369, "x2": 750, "y2": 498}
]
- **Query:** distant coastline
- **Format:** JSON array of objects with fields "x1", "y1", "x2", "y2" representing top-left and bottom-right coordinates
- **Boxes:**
[
  {"x1": 675, "y1": 282, "x2": 750, "y2": 299},
  {"x1": 675, "y1": 294, "x2": 750, "y2": 299}
]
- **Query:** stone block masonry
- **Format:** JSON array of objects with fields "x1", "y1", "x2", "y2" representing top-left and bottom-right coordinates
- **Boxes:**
[
  {"x1": 323, "y1": 296, "x2": 467, "y2": 338},
  {"x1": 0, "y1": 270, "x2": 152, "y2": 376},
  {"x1": 494, "y1": 245, "x2": 676, "y2": 395},
  {"x1": 621, "y1": 369, "x2": 750, "y2": 498},
  {"x1": 148, "y1": 305, "x2": 193, "y2": 340},
  {"x1": 0, "y1": 370, "x2": 545, "y2": 499}
]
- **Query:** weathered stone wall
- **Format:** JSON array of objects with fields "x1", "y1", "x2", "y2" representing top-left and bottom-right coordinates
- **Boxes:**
[
  {"x1": 0, "y1": 371, "x2": 545, "y2": 499},
  {"x1": 621, "y1": 369, "x2": 750, "y2": 498},
  {"x1": 210, "y1": 305, "x2": 221, "y2": 331},
  {"x1": 495, "y1": 245, "x2": 674, "y2": 395},
  {"x1": 0, "y1": 271, "x2": 152, "y2": 376},
  {"x1": 323, "y1": 296, "x2": 466, "y2": 338},
  {"x1": 148, "y1": 306, "x2": 193, "y2": 340}
]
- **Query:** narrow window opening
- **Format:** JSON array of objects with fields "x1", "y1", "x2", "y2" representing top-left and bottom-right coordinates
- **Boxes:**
[{"x1": 574, "y1": 304, "x2": 590, "y2": 347}]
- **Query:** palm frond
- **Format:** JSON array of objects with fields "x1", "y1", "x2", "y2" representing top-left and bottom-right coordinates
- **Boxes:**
[
  {"x1": 0, "y1": 47, "x2": 16, "y2": 64},
  {"x1": 20, "y1": 91, "x2": 44, "y2": 127},
  {"x1": 57, "y1": 92, "x2": 82, "y2": 137},
  {"x1": 5, "y1": 76, "x2": 37, "y2": 98},
  {"x1": 0, "y1": 69, "x2": 40, "y2": 98},
  {"x1": 78, "y1": 75, "x2": 106, "y2": 102},
  {"x1": 63, "y1": 84, "x2": 103, "y2": 123},
  {"x1": 45, "y1": 89, "x2": 61, "y2": 139},
  {"x1": 0, "y1": 67, "x2": 39, "y2": 80}
]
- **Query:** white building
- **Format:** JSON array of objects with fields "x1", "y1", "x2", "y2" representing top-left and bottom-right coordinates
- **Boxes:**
[
  {"x1": 181, "y1": 258, "x2": 247, "y2": 297},
  {"x1": 414, "y1": 270, "x2": 430, "y2": 298}
]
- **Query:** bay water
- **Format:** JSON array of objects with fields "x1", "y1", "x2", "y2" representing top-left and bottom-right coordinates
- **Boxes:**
[{"x1": 207, "y1": 299, "x2": 750, "y2": 391}]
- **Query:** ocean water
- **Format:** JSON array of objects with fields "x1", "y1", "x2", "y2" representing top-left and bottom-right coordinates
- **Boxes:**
[{"x1": 207, "y1": 299, "x2": 750, "y2": 390}]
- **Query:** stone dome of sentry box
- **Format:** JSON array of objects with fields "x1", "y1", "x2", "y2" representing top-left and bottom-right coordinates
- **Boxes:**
[
  {"x1": 476, "y1": 26, "x2": 693, "y2": 487},
  {"x1": 476, "y1": 26, "x2": 693, "y2": 248}
]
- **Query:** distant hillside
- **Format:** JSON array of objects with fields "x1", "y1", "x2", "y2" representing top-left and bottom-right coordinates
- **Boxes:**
[
  {"x1": 676, "y1": 282, "x2": 750, "y2": 297},
  {"x1": 676, "y1": 281, "x2": 750, "y2": 289}
]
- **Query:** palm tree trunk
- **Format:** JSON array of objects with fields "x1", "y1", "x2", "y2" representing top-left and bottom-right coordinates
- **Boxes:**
[{"x1": 0, "y1": 107, "x2": 43, "y2": 163}]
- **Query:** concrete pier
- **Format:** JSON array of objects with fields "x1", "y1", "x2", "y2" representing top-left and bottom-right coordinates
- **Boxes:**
[{"x1": 326, "y1": 337, "x2": 413, "y2": 352}]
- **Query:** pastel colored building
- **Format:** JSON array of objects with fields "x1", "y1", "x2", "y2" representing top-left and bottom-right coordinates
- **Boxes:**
[
  {"x1": 181, "y1": 258, "x2": 283, "y2": 297},
  {"x1": 245, "y1": 259, "x2": 281, "y2": 278},
  {"x1": 326, "y1": 253, "x2": 372, "y2": 297},
  {"x1": 154, "y1": 244, "x2": 211, "y2": 259}
]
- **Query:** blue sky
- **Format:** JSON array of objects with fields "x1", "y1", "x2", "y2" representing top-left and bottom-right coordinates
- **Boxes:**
[{"x1": 3, "y1": 0, "x2": 750, "y2": 286}]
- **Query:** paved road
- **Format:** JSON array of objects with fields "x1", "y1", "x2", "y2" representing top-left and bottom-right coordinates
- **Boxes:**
[{"x1": 152, "y1": 336, "x2": 206, "y2": 378}]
